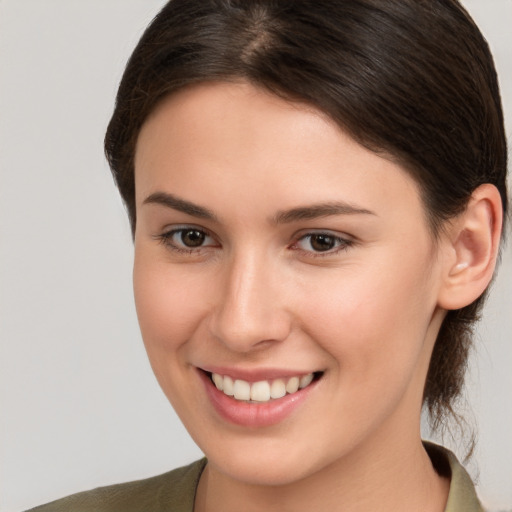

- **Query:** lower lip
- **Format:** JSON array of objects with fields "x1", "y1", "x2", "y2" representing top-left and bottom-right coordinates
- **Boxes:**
[{"x1": 199, "y1": 370, "x2": 318, "y2": 428}]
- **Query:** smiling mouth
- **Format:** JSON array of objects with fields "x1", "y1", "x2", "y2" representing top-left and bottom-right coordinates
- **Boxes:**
[{"x1": 208, "y1": 371, "x2": 323, "y2": 403}]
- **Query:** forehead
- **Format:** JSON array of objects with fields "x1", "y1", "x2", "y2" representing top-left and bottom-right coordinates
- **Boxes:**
[
  {"x1": 134, "y1": 81, "x2": 427, "y2": 228},
  {"x1": 136, "y1": 81, "x2": 333, "y2": 164}
]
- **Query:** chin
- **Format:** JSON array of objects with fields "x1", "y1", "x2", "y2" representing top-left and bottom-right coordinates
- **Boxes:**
[
  {"x1": 194, "y1": 429, "x2": 349, "y2": 488},
  {"x1": 209, "y1": 449, "x2": 321, "y2": 487}
]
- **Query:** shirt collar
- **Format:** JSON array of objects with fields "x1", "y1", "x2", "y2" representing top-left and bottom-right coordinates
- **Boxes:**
[{"x1": 424, "y1": 441, "x2": 484, "y2": 512}]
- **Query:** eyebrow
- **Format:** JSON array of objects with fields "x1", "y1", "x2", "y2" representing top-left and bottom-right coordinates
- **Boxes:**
[
  {"x1": 273, "y1": 202, "x2": 376, "y2": 224},
  {"x1": 142, "y1": 191, "x2": 375, "y2": 223},
  {"x1": 143, "y1": 192, "x2": 217, "y2": 221}
]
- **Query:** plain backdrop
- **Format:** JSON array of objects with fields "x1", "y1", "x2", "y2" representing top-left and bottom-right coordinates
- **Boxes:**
[{"x1": 0, "y1": 1, "x2": 510, "y2": 511}]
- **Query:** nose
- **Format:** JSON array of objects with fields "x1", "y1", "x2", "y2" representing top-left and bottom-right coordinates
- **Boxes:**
[{"x1": 208, "y1": 250, "x2": 292, "y2": 353}]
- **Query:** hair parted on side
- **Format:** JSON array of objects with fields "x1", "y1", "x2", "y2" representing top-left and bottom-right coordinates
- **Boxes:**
[{"x1": 104, "y1": 0, "x2": 508, "y2": 436}]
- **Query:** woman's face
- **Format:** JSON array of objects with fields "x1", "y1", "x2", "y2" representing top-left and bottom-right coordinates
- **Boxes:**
[{"x1": 133, "y1": 82, "x2": 447, "y2": 485}]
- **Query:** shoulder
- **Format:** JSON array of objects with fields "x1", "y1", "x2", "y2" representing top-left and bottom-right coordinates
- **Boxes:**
[{"x1": 26, "y1": 459, "x2": 207, "y2": 512}]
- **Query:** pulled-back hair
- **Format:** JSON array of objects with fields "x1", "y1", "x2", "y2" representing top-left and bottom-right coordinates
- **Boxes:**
[{"x1": 104, "y1": 0, "x2": 508, "y2": 432}]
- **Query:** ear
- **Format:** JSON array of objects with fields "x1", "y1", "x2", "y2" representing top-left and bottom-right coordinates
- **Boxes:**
[{"x1": 437, "y1": 184, "x2": 503, "y2": 310}]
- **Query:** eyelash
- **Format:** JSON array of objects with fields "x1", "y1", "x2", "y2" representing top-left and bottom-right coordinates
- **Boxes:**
[
  {"x1": 290, "y1": 232, "x2": 354, "y2": 258},
  {"x1": 155, "y1": 227, "x2": 217, "y2": 254},
  {"x1": 155, "y1": 227, "x2": 354, "y2": 258}
]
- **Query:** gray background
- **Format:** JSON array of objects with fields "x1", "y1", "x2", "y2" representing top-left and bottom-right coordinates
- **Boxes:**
[{"x1": 0, "y1": 1, "x2": 510, "y2": 511}]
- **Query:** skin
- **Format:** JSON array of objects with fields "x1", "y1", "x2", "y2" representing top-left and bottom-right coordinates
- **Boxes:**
[{"x1": 132, "y1": 81, "x2": 496, "y2": 512}]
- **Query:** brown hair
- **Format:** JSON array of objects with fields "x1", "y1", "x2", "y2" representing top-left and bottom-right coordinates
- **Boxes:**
[{"x1": 105, "y1": 0, "x2": 508, "y2": 433}]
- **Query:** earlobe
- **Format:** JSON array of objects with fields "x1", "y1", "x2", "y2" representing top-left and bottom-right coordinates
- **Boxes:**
[{"x1": 438, "y1": 184, "x2": 503, "y2": 310}]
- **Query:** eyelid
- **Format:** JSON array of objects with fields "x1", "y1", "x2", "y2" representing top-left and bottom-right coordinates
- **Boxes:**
[
  {"x1": 153, "y1": 225, "x2": 355, "y2": 257},
  {"x1": 154, "y1": 224, "x2": 219, "y2": 252},
  {"x1": 291, "y1": 228, "x2": 355, "y2": 243},
  {"x1": 289, "y1": 229, "x2": 355, "y2": 257}
]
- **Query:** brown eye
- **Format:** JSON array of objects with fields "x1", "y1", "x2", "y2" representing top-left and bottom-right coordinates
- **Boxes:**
[
  {"x1": 157, "y1": 227, "x2": 217, "y2": 252},
  {"x1": 181, "y1": 229, "x2": 206, "y2": 247},
  {"x1": 293, "y1": 232, "x2": 352, "y2": 256},
  {"x1": 309, "y1": 234, "x2": 336, "y2": 252}
]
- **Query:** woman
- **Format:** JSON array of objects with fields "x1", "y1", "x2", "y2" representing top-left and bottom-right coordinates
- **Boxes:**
[{"x1": 27, "y1": 0, "x2": 508, "y2": 511}]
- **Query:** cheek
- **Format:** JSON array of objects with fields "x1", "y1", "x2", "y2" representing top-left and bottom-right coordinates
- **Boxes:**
[
  {"x1": 296, "y1": 266, "x2": 437, "y2": 440},
  {"x1": 298, "y1": 254, "x2": 437, "y2": 381},
  {"x1": 133, "y1": 250, "x2": 210, "y2": 361},
  {"x1": 132, "y1": 250, "x2": 218, "y2": 422}
]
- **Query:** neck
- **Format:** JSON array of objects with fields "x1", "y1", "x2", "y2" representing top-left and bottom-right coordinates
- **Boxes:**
[{"x1": 194, "y1": 429, "x2": 449, "y2": 512}]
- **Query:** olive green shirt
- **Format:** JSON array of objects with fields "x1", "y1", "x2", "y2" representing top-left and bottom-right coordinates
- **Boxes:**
[{"x1": 27, "y1": 443, "x2": 484, "y2": 512}]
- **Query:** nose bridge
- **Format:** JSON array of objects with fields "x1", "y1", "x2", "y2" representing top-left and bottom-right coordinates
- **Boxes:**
[{"x1": 210, "y1": 246, "x2": 290, "y2": 351}]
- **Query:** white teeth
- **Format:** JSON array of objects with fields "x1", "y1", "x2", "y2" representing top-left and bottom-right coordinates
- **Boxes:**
[
  {"x1": 233, "y1": 379, "x2": 251, "y2": 400},
  {"x1": 299, "y1": 373, "x2": 314, "y2": 389},
  {"x1": 251, "y1": 381, "x2": 271, "y2": 402},
  {"x1": 211, "y1": 372, "x2": 316, "y2": 403},
  {"x1": 212, "y1": 373, "x2": 223, "y2": 391},
  {"x1": 285, "y1": 376, "x2": 300, "y2": 394},
  {"x1": 223, "y1": 376, "x2": 234, "y2": 396},
  {"x1": 270, "y1": 379, "x2": 286, "y2": 399}
]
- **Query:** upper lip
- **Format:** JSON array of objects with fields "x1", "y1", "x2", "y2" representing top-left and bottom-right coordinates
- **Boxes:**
[{"x1": 198, "y1": 366, "x2": 321, "y2": 383}]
